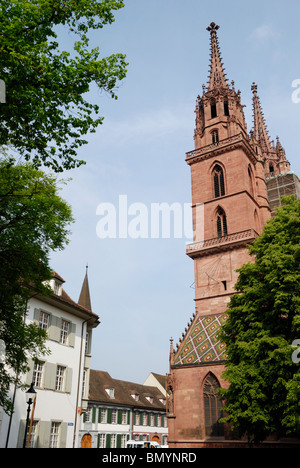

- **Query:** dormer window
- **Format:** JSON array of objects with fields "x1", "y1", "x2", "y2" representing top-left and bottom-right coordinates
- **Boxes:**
[
  {"x1": 105, "y1": 387, "x2": 115, "y2": 399},
  {"x1": 131, "y1": 393, "x2": 139, "y2": 401},
  {"x1": 48, "y1": 272, "x2": 65, "y2": 296},
  {"x1": 159, "y1": 398, "x2": 166, "y2": 405},
  {"x1": 145, "y1": 396, "x2": 153, "y2": 404},
  {"x1": 53, "y1": 280, "x2": 62, "y2": 296}
]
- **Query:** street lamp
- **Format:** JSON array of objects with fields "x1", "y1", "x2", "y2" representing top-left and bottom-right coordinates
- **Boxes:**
[{"x1": 23, "y1": 382, "x2": 36, "y2": 448}]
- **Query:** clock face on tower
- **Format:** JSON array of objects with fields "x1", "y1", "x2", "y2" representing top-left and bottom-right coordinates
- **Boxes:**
[{"x1": 196, "y1": 252, "x2": 232, "y2": 297}]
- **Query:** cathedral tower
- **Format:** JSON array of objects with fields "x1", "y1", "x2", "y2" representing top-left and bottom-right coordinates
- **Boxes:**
[{"x1": 167, "y1": 23, "x2": 292, "y2": 448}]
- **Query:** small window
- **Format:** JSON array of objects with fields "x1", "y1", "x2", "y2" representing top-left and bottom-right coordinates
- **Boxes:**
[
  {"x1": 122, "y1": 410, "x2": 127, "y2": 424},
  {"x1": 39, "y1": 311, "x2": 50, "y2": 331},
  {"x1": 217, "y1": 208, "x2": 227, "y2": 238},
  {"x1": 269, "y1": 164, "x2": 274, "y2": 174},
  {"x1": 101, "y1": 408, "x2": 107, "y2": 423},
  {"x1": 212, "y1": 130, "x2": 219, "y2": 145},
  {"x1": 224, "y1": 101, "x2": 229, "y2": 116},
  {"x1": 60, "y1": 320, "x2": 70, "y2": 344},
  {"x1": 33, "y1": 361, "x2": 44, "y2": 387},
  {"x1": 111, "y1": 409, "x2": 117, "y2": 424},
  {"x1": 105, "y1": 387, "x2": 115, "y2": 399},
  {"x1": 49, "y1": 422, "x2": 61, "y2": 448},
  {"x1": 145, "y1": 396, "x2": 153, "y2": 404},
  {"x1": 55, "y1": 365, "x2": 66, "y2": 391},
  {"x1": 211, "y1": 101, "x2": 217, "y2": 118}
]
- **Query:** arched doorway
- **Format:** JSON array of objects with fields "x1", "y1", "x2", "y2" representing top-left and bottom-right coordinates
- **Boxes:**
[
  {"x1": 81, "y1": 433, "x2": 92, "y2": 448},
  {"x1": 152, "y1": 435, "x2": 159, "y2": 443}
]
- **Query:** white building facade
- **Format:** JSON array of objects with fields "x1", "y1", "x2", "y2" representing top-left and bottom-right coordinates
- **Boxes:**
[{"x1": 0, "y1": 270, "x2": 99, "y2": 448}]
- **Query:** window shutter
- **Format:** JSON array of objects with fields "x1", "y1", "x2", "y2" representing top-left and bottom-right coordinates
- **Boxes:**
[
  {"x1": 25, "y1": 359, "x2": 34, "y2": 386},
  {"x1": 92, "y1": 407, "x2": 96, "y2": 423},
  {"x1": 69, "y1": 323, "x2": 76, "y2": 347},
  {"x1": 117, "y1": 409, "x2": 122, "y2": 424},
  {"x1": 16, "y1": 420, "x2": 26, "y2": 448},
  {"x1": 33, "y1": 308, "x2": 40, "y2": 324},
  {"x1": 127, "y1": 410, "x2": 130, "y2": 425},
  {"x1": 65, "y1": 367, "x2": 73, "y2": 393},
  {"x1": 117, "y1": 434, "x2": 121, "y2": 448},
  {"x1": 107, "y1": 409, "x2": 112, "y2": 424},
  {"x1": 44, "y1": 362, "x2": 56, "y2": 390},
  {"x1": 48, "y1": 315, "x2": 61, "y2": 342},
  {"x1": 38, "y1": 421, "x2": 51, "y2": 448},
  {"x1": 106, "y1": 433, "x2": 111, "y2": 448},
  {"x1": 60, "y1": 423, "x2": 68, "y2": 448}
]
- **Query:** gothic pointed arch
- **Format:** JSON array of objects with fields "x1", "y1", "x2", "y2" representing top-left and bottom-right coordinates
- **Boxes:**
[
  {"x1": 254, "y1": 208, "x2": 260, "y2": 234},
  {"x1": 248, "y1": 164, "x2": 255, "y2": 197},
  {"x1": 211, "y1": 163, "x2": 226, "y2": 198},
  {"x1": 215, "y1": 206, "x2": 227, "y2": 238},
  {"x1": 202, "y1": 373, "x2": 224, "y2": 437}
]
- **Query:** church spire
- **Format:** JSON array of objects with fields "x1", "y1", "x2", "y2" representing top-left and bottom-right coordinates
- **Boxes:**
[
  {"x1": 206, "y1": 22, "x2": 229, "y2": 91},
  {"x1": 251, "y1": 82, "x2": 273, "y2": 154},
  {"x1": 78, "y1": 264, "x2": 92, "y2": 311}
]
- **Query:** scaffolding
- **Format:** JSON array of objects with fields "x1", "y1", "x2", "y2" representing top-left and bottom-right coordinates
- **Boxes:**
[{"x1": 266, "y1": 172, "x2": 300, "y2": 216}]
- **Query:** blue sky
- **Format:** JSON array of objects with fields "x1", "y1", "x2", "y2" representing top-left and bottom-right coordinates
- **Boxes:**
[{"x1": 50, "y1": 0, "x2": 300, "y2": 384}]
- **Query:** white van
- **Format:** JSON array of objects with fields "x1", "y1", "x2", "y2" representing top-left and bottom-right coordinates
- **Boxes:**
[{"x1": 126, "y1": 440, "x2": 162, "y2": 449}]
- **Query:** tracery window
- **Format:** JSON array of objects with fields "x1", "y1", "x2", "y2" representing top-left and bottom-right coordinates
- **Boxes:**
[
  {"x1": 216, "y1": 208, "x2": 227, "y2": 238},
  {"x1": 213, "y1": 164, "x2": 225, "y2": 198},
  {"x1": 203, "y1": 373, "x2": 224, "y2": 437}
]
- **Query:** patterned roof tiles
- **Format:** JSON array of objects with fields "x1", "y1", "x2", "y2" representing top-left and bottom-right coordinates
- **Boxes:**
[{"x1": 174, "y1": 313, "x2": 228, "y2": 365}]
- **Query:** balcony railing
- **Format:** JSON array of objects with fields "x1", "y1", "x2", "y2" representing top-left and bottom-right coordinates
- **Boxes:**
[{"x1": 186, "y1": 229, "x2": 259, "y2": 255}]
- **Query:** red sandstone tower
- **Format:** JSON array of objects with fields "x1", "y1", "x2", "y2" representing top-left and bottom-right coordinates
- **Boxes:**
[{"x1": 167, "y1": 23, "x2": 291, "y2": 448}]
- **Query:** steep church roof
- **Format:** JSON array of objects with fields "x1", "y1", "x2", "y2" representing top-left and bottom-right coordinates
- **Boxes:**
[
  {"x1": 78, "y1": 265, "x2": 92, "y2": 311},
  {"x1": 251, "y1": 82, "x2": 273, "y2": 154},
  {"x1": 206, "y1": 22, "x2": 229, "y2": 91}
]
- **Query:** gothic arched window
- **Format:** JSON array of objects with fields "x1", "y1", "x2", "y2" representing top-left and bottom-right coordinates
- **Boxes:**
[
  {"x1": 216, "y1": 208, "x2": 227, "y2": 238},
  {"x1": 213, "y1": 164, "x2": 225, "y2": 198},
  {"x1": 203, "y1": 373, "x2": 224, "y2": 437}
]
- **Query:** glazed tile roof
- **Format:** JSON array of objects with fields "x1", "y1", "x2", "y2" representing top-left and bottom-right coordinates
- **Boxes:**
[{"x1": 174, "y1": 313, "x2": 228, "y2": 366}]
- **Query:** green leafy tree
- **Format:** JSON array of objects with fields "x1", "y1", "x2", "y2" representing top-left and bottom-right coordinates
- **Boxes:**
[
  {"x1": 0, "y1": 158, "x2": 74, "y2": 414},
  {"x1": 0, "y1": 0, "x2": 127, "y2": 172},
  {"x1": 219, "y1": 196, "x2": 300, "y2": 444}
]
